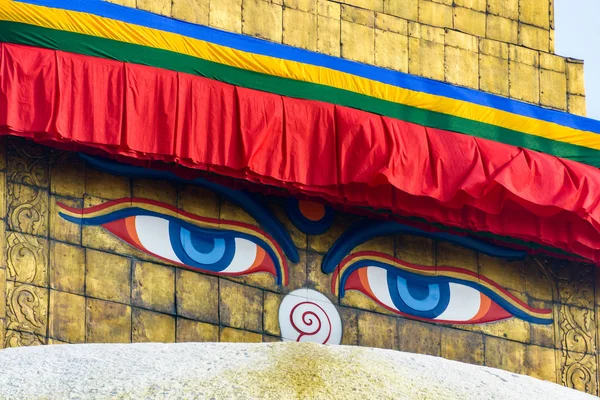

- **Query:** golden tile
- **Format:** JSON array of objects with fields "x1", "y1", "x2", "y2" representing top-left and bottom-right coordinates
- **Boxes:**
[
  {"x1": 132, "y1": 308, "x2": 176, "y2": 343},
  {"x1": 454, "y1": 0, "x2": 485, "y2": 12},
  {"x1": 453, "y1": 7, "x2": 485, "y2": 37},
  {"x1": 220, "y1": 326, "x2": 262, "y2": 343},
  {"x1": 177, "y1": 184, "x2": 220, "y2": 218},
  {"x1": 352, "y1": 234, "x2": 394, "y2": 257},
  {"x1": 49, "y1": 290, "x2": 85, "y2": 343},
  {"x1": 242, "y1": 0, "x2": 283, "y2": 43},
  {"x1": 50, "y1": 241, "x2": 84, "y2": 295},
  {"x1": 132, "y1": 178, "x2": 176, "y2": 206},
  {"x1": 306, "y1": 252, "x2": 336, "y2": 303},
  {"x1": 445, "y1": 46, "x2": 479, "y2": 89},
  {"x1": 566, "y1": 60, "x2": 586, "y2": 96},
  {"x1": 408, "y1": 37, "x2": 445, "y2": 81},
  {"x1": 418, "y1": 0, "x2": 453, "y2": 28},
  {"x1": 519, "y1": 23, "x2": 550, "y2": 52},
  {"x1": 176, "y1": 269, "x2": 218, "y2": 323},
  {"x1": 342, "y1": 0, "x2": 383, "y2": 12},
  {"x1": 137, "y1": 0, "x2": 171, "y2": 16},
  {"x1": 524, "y1": 257, "x2": 555, "y2": 302},
  {"x1": 285, "y1": 249, "x2": 308, "y2": 293},
  {"x1": 262, "y1": 334, "x2": 281, "y2": 343},
  {"x1": 445, "y1": 29, "x2": 478, "y2": 52},
  {"x1": 484, "y1": 336, "x2": 526, "y2": 374},
  {"x1": 317, "y1": 0, "x2": 340, "y2": 20},
  {"x1": 86, "y1": 249, "x2": 131, "y2": 304},
  {"x1": 263, "y1": 291, "x2": 282, "y2": 336},
  {"x1": 209, "y1": 0, "x2": 242, "y2": 33},
  {"x1": 0, "y1": 269, "x2": 5, "y2": 318},
  {"x1": 486, "y1": 14, "x2": 518, "y2": 44},
  {"x1": 509, "y1": 45, "x2": 539, "y2": 66},
  {"x1": 220, "y1": 200, "x2": 257, "y2": 226},
  {"x1": 395, "y1": 234, "x2": 434, "y2": 266},
  {"x1": 384, "y1": 0, "x2": 418, "y2": 21},
  {"x1": 176, "y1": 318, "x2": 219, "y2": 342},
  {"x1": 436, "y1": 241, "x2": 478, "y2": 274},
  {"x1": 219, "y1": 279, "x2": 263, "y2": 332},
  {"x1": 308, "y1": 213, "x2": 355, "y2": 254},
  {"x1": 341, "y1": 19, "x2": 375, "y2": 63},
  {"x1": 283, "y1": 8, "x2": 318, "y2": 51},
  {"x1": 339, "y1": 307, "x2": 358, "y2": 346},
  {"x1": 132, "y1": 261, "x2": 175, "y2": 314},
  {"x1": 519, "y1": 0, "x2": 550, "y2": 29},
  {"x1": 440, "y1": 328, "x2": 484, "y2": 365},
  {"x1": 86, "y1": 298, "x2": 131, "y2": 343},
  {"x1": 50, "y1": 154, "x2": 85, "y2": 198},
  {"x1": 284, "y1": 0, "x2": 316, "y2": 13},
  {"x1": 398, "y1": 318, "x2": 441, "y2": 356},
  {"x1": 479, "y1": 38, "x2": 509, "y2": 59},
  {"x1": 525, "y1": 345, "x2": 557, "y2": 383},
  {"x1": 49, "y1": 196, "x2": 82, "y2": 244},
  {"x1": 317, "y1": 15, "x2": 341, "y2": 57},
  {"x1": 357, "y1": 312, "x2": 398, "y2": 349},
  {"x1": 469, "y1": 317, "x2": 531, "y2": 344},
  {"x1": 375, "y1": 12, "x2": 408, "y2": 34},
  {"x1": 479, "y1": 255, "x2": 526, "y2": 293},
  {"x1": 7, "y1": 183, "x2": 49, "y2": 237},
  {"x1": 85, "y1": 168, "x2": 130, "y2": 200},
  {"x1": 487, "y1": 0, "x2": 518, "y2": 20},
  {"x1": 568, "y1": 94, "x2": 587, "y2": 116},
  {"x1": 341, "y1": 4, "x2": 375, "y2": 27},
  {"x1": 171, "y1": 0, "x2": 209, "y2": 25},
  {"x1": 6, "y1": 231, "x2": 48, "y2": 286}
]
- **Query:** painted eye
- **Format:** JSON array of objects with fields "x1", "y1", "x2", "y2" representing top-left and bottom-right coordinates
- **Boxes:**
[
  {"x1": 333, "y1": 252, "x2": 552, "y2": 325},
  {"x1": 57, "y1": 199, "x2": 288, "y2": 285}
]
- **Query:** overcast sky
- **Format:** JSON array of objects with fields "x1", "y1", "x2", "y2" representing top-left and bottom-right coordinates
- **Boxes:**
[{"x1": 554, "y1": 0, "x2": 600, "y2": 119}]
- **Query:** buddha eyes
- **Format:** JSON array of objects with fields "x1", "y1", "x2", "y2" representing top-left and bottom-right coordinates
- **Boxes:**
[
  {"x1": 333, "y1": 252, "x2": 552, "y2": 325},
  {"x1": 57, "y1": 199, "x2": 288, "y2": 285}
]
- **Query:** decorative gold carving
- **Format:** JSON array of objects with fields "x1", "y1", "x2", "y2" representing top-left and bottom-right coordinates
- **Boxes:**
[
  {"x1": 7, "y1": 138, "x2": 50, "y2": 188},
  {"x1": 6, "y1": 282, "x2": 48, "y2": 337},
  {"x1": 560, "y1": 351, "x2": 597, "y2": 394},
  {"x1": 550, "y1": 259, "x2": 594, "y2": 308},
  {"x1": 547, "y1": 256, "x2": 598, "y2": 395},
  {"x1": 6, "y1": 232, "x2": 48, "y2": 286},
  {"x1": 7, "y1": 183, "x2": 49, "y2": 236},
  {"x1": 5, "y1": 330, "x2": 45, "y2": 348}
]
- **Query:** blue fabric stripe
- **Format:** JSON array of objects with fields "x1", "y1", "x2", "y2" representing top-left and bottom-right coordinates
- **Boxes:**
[{"x1": 14, "y1": 0, "x2": 600, "y2": 134}]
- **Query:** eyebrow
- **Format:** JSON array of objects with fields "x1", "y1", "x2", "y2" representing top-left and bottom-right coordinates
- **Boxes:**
[
  {"x1": 80, "y1": 154, "x2": 299, "y2": 263},
  {"x1": 322, "y1": 220, "x2": 527, "y2": 274}
]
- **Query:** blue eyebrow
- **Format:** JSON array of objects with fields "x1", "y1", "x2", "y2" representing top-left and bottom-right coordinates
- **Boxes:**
[
  {"x1": 322, "y1": 220, "x2": 527, "y2": 274},
  {"x1": 79, "y1": 154, "x2": 299, "y2": 263}
]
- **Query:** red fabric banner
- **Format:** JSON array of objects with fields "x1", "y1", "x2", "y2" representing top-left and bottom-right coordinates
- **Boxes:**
[{"x1": 2, "y1": 42, "x2": 600, "y2": 263}]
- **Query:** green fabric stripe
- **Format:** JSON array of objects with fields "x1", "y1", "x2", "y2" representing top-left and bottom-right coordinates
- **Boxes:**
[{"x1": 2, "y1": 21, "x2": 600, "y2": 167}]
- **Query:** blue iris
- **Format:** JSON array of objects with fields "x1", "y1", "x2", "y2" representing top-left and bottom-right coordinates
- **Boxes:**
[
  {"x1": 169, "y1": 221, "x2": 236, "y2": 272},
  {"x1": 386, "y1": 269, "x2": 450, "y2": 319}
]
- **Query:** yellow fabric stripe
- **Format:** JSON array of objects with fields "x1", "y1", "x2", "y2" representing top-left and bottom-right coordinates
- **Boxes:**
[
  {"x1": 339, "y1": 255, "x2": 549, "y2": 318},
  {"x1": 2, "y1": 0, "x2": 600, "y2": 151}
]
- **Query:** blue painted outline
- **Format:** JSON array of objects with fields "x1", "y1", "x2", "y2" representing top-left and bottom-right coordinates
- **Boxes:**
[
  {"x1": 322, "y1": 221, "x2": 527, "y2": 275},
  {"x1": 338, "y1": 259, "x2": 552, "y2": 325},
  {"x1": 59, "y1": 206, "x2": 286, "y2": 284},
  {"x1": 284, "y1": 197, "x2": 335, "y2": 235},
  {"x1": 79, "y1": 154, "x2": 299, "y2": 263},
  {"x1": 15, "y1": 0, "x2": 600, "y2": 133}
]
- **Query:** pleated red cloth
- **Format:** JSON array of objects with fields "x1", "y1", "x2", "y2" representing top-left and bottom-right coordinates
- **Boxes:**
[{"x1": 2, "y1": 42, "x2": 600, "y2": 263}]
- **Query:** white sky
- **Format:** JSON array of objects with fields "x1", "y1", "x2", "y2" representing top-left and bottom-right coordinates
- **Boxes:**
[{"x1": 554, "y1": 0, "x2": 600, "y2": 119}]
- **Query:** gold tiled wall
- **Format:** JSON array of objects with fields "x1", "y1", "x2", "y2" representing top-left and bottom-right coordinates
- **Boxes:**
[
  {"x1": 105, "y1": 0, "x2": 587, "y2": 115},
  {"x1": 1, "y1": 137, "x2": 600, "y2": 395}
]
